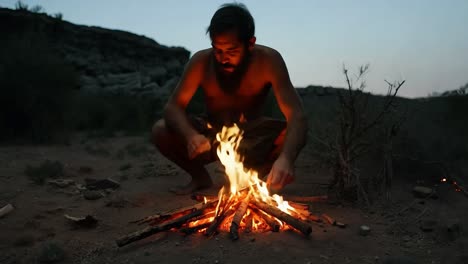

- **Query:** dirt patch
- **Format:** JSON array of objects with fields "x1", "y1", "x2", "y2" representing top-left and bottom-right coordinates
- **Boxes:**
[{"x1": 0, "y1": 134, "x2": 467, "y2": 264}]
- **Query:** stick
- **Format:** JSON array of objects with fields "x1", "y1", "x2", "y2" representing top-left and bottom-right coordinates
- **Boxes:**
[
  {"x1": 249, "y1": 206, "x2": 280, "y2": 232},
  {"x1": 205, "y1": 200, "x2": 240, "y2": 237},
  {"x1": 288, "y1": 201, "x2": 309, "y2": 211},
  {"x1": 243, "y1": 212, "x2": 253, "y2": 233},
  {"x1": 116, "y1": 204, "x2": 213, "y2": 247},
  {"x1": 308, "y1": 214, "x2": 321, "y2": 222},
  {"x1": 321, "y1": 213, "x2": 336, "y2": 225},
  {"x1": 180, "y1": 222, "x2": 212, "y2": 235},
  {"x1": 251, "y1": 199, "x2": 312, "y2": 236},
  {"x1": 230, "y1": 195, "x2": 250, "y2": 240},
  {"x1": 131, "y1": 200, "x2": 218, "y2": 226},
  {"x1": 282, "y1": 195, "x2": 328, "y2": 203}
]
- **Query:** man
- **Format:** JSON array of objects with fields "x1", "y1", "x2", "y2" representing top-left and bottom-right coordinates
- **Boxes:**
[{"x1": 152, "y1": 3, "x2": 308, "y2": 194}]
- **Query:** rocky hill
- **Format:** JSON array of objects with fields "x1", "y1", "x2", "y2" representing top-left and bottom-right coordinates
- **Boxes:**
[{"x1": 0, "y1": 7, "x2": 190, "y2": 97}]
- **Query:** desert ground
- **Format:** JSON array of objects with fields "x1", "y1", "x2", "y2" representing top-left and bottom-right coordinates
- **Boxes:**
[{"x1": 0, "y1": 133, "x2": 467, "y2": 264}]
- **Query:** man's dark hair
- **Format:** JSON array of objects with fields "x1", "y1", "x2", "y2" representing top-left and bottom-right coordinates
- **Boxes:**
[{"x1": 206, "y1": 3, "x2": 255, "y2": 43}]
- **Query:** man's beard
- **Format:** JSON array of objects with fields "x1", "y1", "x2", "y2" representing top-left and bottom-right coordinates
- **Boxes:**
[{"x1": 214, "y1": 52, "x2": 251, "y2": 94}]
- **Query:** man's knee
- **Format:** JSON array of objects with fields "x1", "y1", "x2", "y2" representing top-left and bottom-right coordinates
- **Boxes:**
[{"x1": 151, "y1": 119, "x2": 168, "y2": 147}]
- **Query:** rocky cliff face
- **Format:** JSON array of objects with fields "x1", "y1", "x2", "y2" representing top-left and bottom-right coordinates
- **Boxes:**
[{"x1": 0, "y1": 7, "x2": 190, "y2": 97}]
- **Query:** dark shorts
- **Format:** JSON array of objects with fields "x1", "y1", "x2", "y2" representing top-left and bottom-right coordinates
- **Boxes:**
[{"x1": 190, "y1": 116, "x2": 286, "y2": 169}]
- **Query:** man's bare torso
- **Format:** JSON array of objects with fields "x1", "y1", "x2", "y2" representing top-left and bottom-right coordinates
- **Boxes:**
[{"x1": 196, "y1": 45, "x2": 274, "y2": 125}]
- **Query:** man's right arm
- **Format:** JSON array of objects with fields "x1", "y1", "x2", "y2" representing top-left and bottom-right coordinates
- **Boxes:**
[{"x1": 163, "y1": 50, "x2": 206, "y2": 142}]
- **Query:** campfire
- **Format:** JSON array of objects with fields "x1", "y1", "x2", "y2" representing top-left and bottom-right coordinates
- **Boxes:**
[{"x1": 117, "y1": 124, "x2": 329, "y2": 247}]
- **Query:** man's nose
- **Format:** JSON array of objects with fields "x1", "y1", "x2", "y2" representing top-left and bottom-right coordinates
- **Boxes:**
[{"x1": 220, "y1": 54, "x2": 229, "y2": 64}]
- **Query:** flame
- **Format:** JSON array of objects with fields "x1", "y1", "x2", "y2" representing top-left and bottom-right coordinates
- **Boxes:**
[{"x1": 213, "y1": 123, "x2": 299, "y2": 231}]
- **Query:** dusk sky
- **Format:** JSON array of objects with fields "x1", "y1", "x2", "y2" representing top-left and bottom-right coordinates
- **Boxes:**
[{"x1": 2, "y1": 0, "x2": 467, "y2": 98}]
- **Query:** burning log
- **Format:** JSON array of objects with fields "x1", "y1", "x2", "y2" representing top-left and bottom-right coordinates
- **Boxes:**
[
  {"x1": 230, "y1": 195, "x2": 251, "y2": 240},
  {"x1": 307, "y1": 214, "x2": 321, "y2": 223},
  {"x1": 288, "y1": 201, "x2": 309, "y2": 211},
  {"x1": 131, "y1": 200, "x2": 218, "y2": 226},
  {"x1": 116, "y1": 203, "x2": 214, "y2": 247},
  {"x1": 180, "y1": 222, "x2": 212, "y2": 235},
  {"x1": 251, "y1": 199, "x2": 312, "y2": 236},
  {"x1": 205, "y1": 200, "x2": 240, "y2": 237},
  {"x1": 250, "y1": 206, "x2": 280, "y2": 232}
]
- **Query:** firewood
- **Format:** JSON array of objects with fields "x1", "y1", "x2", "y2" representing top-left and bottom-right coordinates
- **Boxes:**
[
  {"x1": 282, "y1": 195, "x2": 328, "y2": 203},
  {"x1": 230, "y1": 195, "x2": 250, "y2": 240},
  {"x1": 308, "y1": 214, "x2": 322, "y2": 222},
  {"x1": 288, "y1": 201, "x2": 309, "y2": 211},
  {"x1": 205, "y1": 200, "x2": 240, "y2": 237},
  {"x1": 180, "y1": 222, "x2": 212, "y2": 235},
  {"x1": 131, "y1": 200, "x2": 218, "y2": 226},
  {"x1": 249, "y1": 206, "x2": 280, "y2": 232},
  {"x1": 251, "y1": 199, "x2": 312, "y2": 236},
  {"x1": 116, "y1": 204, "x2": 213, "y2": 247},
  {"x1": 321, "y1": 213, "x2": 336, "y2": 225}
]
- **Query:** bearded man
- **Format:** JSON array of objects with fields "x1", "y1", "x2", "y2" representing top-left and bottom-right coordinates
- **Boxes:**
[{"x1": 152, "y1": 3, "x2": 308, "y2": 194}]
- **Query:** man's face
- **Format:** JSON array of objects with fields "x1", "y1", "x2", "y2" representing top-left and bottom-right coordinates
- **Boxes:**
[{"x1": 211, "y1": 31, "x2": 254, "y2": 75}]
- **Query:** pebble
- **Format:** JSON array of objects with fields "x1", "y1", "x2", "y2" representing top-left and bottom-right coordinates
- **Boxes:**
[{"x1": 359, "y1": 225, "x2": 371, "y2": 236}]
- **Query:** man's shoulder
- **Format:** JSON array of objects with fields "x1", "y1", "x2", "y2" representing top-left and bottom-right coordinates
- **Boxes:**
[
  {"x1": 190, "y1": 49, "x2": 212, "y2": 63},
  {"x1": 253, "y1": 45, "x2": 283, "y2": 64}
]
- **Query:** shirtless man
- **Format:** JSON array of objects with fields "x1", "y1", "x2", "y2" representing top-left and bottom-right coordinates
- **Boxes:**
[{"x1": 152, "y1": 3, "x2": 308, "y2": 194}]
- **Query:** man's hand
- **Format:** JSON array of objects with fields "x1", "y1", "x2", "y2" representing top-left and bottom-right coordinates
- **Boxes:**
[
  {"x1": 187, "y1": 134, "x2": 211, "y2": 160},
  {"x1": 266, "y1": 155, "x2": 295, "y2": 192}
]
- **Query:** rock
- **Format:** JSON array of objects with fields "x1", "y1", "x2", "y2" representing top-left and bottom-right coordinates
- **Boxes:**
[
  {"x1": 0, "y1": 203, "x2": 14, "y2": 218},
  {"x1": 38, "y1": 242, "x2": 65, "y2": 263},
  {"x1": 412, "y1": 186, "x2": 434, "y2": 198},
  {"x1": 85, "y1": 178, "x2": 120, "y2": 190},
  {"x1": 83, "y1": 190, "x2": 103, "y2": 200},
  {"x1": 48, "y1": 179, "x2": 75, "y2": 188},
  {"x1": 419, "y1": 219, "x2": 438, "y2": 232},
  {"x1": 64, "y1": 214, "x2": 98, "y2": 228},
  {"x1": 359, "y1": 225, "x2": 371, "y2": 236}
]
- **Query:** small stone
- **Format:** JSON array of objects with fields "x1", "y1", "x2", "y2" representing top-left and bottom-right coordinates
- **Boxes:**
[
  {"x1": 83, "y1": 190, "x2": 103, "y2": 200},
  {"x1": 402, "y1": 235, "x2": 411, "y2": 242},
  {"x1": 250, "y1": 238, "x2": 255, "y2": 242},
  {"x1": 412, "y1": 186, "x2": 434, "y2": 198},
  {"x1": 85, "y1": 178, "x2": 120, "y2": 190},
  {"x1": 47, "y1": 179, "x2": 75, "y2": 188},
  {"x1": 359, "y1": 225, "x2": 371, "y2": 236},
  {"x1": 175, "y1": 242, "x2": 180, "y2": 246},
  {"x1": 420, "y1": 219, "x2": 438, "y2": 232}
]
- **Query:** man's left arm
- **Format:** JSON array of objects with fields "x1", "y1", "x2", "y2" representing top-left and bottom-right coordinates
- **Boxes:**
[{"x1": 266, "y1": 49, "x2": 308, "y2": 189}]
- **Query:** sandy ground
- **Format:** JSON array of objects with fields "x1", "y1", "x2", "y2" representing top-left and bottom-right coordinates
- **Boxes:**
[{"x1": 0, "y1": 134, "x2": 467, "y2": 264}]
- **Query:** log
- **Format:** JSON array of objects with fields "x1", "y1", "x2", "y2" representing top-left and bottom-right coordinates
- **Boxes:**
[
  {"x1": 283, "y1": 195, "x2": 328, "y2": 203},
  {"x1": 308, "y1": 214, "x2": 321, "y2": 222},
  {"x1": 116, "y1": 205, "x2": 212, "y2": 247},
  {"x1": 251, "y1": 199, "x2": 312, "y2": 236},
  {"x1": 131, "y1": 200, "x2": 217, "y2": 226},
  {"x1": 321, "y1": 213, "x2": 336, "y2": 225},
  {"x1": 205, "y1": 201, "x2": 240, "y2": 237},
  {"x1": 288, "y1": 201, "x2": 309, "y2": 211},
  {"x1": 230, "y1": 195, "x2": 250, "y2": 240},
  {"x1": 180, "y1": 222, "x2": 212, "y2": 235},
  {"x1": 243, "y1": 212, "x2": 253, "y2": 233},
  {"x1": 249, "y1": 206, "x2": 280, "y2": 232}
]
